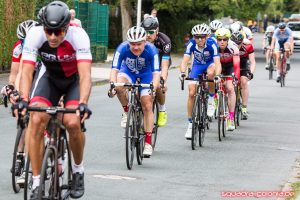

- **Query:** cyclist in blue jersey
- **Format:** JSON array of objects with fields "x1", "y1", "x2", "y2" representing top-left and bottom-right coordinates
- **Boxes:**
[
  {"x1": 179, "y1": 23, "x2": 221, "y2": 139},
  {"x1": 209, "y1": 20, "x2": 223, "y2": 43},
  {"x1": 270, "y1": 22, "x2": 294, "y2": 82},
  {"x1": 109, "y1": 26, "x2": 160, "y2": 157}
]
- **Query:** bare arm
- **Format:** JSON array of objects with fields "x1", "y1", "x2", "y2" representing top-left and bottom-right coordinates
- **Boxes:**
[
  {"x1": 152, "y1": 72, "x2": 160, "y2": 91},
  {"x1": 248, "y1": 53, "x2": 256, "y2": 73},
  {"x1": 8, "y1": 62, "x2": 20, "y2": 86},
  {"x1": 19, "y1": 62, "x2": 35, "y2": 101},
  {"x1": 214, "y1": 57, "x2": 222, "y2": 76},
  {"x1": 109, "y1": 68, "x2": 119, "y2": 83},
  {"x1": 179, "y1": 55, "x2": 190, "y2": 73},
  {"x1": 77, "y1": 61, "x2": 92, "y2": 104},
  {"x1": 160, "y1": 59, "x2": 170, "y2": 81}
]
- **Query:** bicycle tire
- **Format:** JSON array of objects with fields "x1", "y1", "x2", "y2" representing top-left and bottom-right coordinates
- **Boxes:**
[
  {"x1": 38, "y1": 147, "x2": 59, "y2": 200},
  {"x1": 217, "y1": 92, "x2": 223, "y2": 142},
  {"x1": 223, "y1": 96, "x2": 228, "y2": 138},
  {"x1": 199, "y1": 98, "x2": 206, "y2": 147},
  {"x1": 11, "y1": 126, "x2": 24, "y2": 193},
  {"x1": 136, "y1": 110, "x2": 144, "y2": 165},
  {"x1": 125, "y1": 107, "x2": 136, "y2": 170},
  {"x1": 24, "y1": 156, "x2": 32, "y2": 200},
  {"x1": 269, "y1": 56, "x2": 274, "y2": 80},
  {"x1": 151, "y1": 100, "x2": 159, "y2": 150},
  {"x1": 191, "y1": 96, "x2": 200, "y2": 150}
]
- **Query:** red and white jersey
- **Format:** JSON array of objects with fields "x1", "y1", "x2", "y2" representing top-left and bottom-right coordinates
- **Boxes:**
[
  {"x1": 239, "y1": 39, "x2": 254, "y2": 68},
  {"x1": 12, "y1": 40, "x2": 23, "y2": 62},
  {"x1": 219, "y1": 40, "x2": 240, "y2": 78},
  {"x1": 22, "y1": 26, "x2": 92, "y2": 78}
]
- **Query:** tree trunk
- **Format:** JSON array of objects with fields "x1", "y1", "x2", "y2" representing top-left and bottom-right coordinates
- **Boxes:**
[{"x1": 120, "y1": 0, "x2": 132, "y2": 41}]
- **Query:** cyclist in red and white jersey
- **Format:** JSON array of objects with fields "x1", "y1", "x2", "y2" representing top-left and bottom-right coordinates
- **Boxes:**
[
  {"x1": 231, "y1": 31, "x2": 256, "y2": 120},
  {"x1": 19, "y1": 1, "x2": 92, "y2": 199},
  {"x1": 215, "y1": 28, "x2": 240, "y2": 131}
]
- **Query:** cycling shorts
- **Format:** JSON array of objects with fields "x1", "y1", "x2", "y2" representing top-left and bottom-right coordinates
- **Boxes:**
[
  {"x1": 275, "y1": 38, "x2": 289, "y2": 52},
  {"x1": 118, "y1": 67, "x2": 154, "y2": 96},
  {"x1": 30, "y1": 65, "x2": 79, "y2": 107},
  {"x1": 189, "y1": 61, "x2": 214, "y2": 79}
]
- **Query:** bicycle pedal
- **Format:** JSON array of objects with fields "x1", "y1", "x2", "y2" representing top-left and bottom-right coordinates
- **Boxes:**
[{"x1": 143, "y1": 155, "x2": 151, "y2": 158}]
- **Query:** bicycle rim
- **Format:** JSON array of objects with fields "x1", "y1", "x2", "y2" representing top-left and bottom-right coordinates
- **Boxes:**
[
  {"x1": 217, "y1": 93, "x2": 223, "y2": 142},
  {"x1": 11, "y1": 127, "x2": 24, "y2": 193},
  {"x1": 136, "y1": 111, "x2": 144, "y2": 165},
  {"x1": 24, "y1": 156, "x2": 32, "y2": 200},
  {"x1": 269, "y1": 57, "x2": 273, "y2": 80},
  {"x1": 223, "y1": 96, "x2": 228, "y2": 138},
  {"x1": 151, "y1": 100, "x2": 159, "y2": 150},
  {"x1": 38, "y1": 147, "x2": 58, "y2": 200},
  {"x1": 125, "y1": 107, "x2": 135, "y2": 170},
  {"x1": 191, "y1": 97, "x2": 200, "y2": 150},
  {"x1": 199, "y1": 99, "x2": 206, "y2": 147}
]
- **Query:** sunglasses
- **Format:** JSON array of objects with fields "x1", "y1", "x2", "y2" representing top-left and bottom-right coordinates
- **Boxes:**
[
  {"x1": 44, "y1": 27, "x2": 66, "y2": 36},
  {"x1": 194, "y1": 35, "x2": 207, "y2": 39},
  {"x1": 146, "y1": 30, "x2": 157, "y2": 35},
  {"x1": 217, "y1": 38, "x2": 229, "y2": 42}
]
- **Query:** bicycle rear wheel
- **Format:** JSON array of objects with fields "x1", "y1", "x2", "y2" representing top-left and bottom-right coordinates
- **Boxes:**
[
  {"x1": 151, "y1": 100, "x2": 159, "y2": 150},
  {"x1": 24, "y1": 156, "x2": 32, "y2": 200},
  {"x1": 38, "y1": 147, "x2": 59, "y2": 200},
  {"x1": 191, "y1": 96, "x2": 200, "y2": 150},
  {"x1": 11, "y1": 126, "x2": 24, "y2": 193},
  {"x1": 217, "y1": 92, "x2": 224, "y2": 142},
  {"x1": 125, "y1": 107, "x2": 136, "y2": 170},
  {"x1": 136, "y1": 110, "x2": 144, "y2": 165}
]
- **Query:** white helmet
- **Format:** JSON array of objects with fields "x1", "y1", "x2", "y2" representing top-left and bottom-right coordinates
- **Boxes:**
[
  {"x1": 266, "y1": 25, "x2": 275, "y2": 33},
  {"x1": 191, "y1": 23, "x2": 211, "y2": 35},
  {"x1": 127, "y1": 26, "x2": 146, "y2": 42},
  {"x1": 209, "y1": 20, "x2": 223, "y2": 31},
  {"x1": 229, "y1": 22, "x2": 242, "y2": 33},
  {"x1": 17, "y1": 20, "x2": 38, "y2": 40}
]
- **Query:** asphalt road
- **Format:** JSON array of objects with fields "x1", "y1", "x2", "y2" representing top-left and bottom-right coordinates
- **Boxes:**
[{"x1": 1, "y1": 34, "x2": 300, "y2": 200}]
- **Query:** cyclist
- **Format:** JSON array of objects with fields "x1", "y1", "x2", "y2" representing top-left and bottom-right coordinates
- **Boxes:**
[
  {"x1": 209, "y1": 19, "x2": 223, "y2": 42},
  {"x1": 230, "y1": 21, "x2": 253, "y2": 43},
  {"x1": 141, "y1": 16, "x2": 171, "y2": 127},
  {"x1": 231, "y1": 31, "x2": 256, "y2": 120},
  {"x1": 109, "y1": 26, "x2": 160, "y2": 157},
  {"x1": 215, "y1": 28, "x2": 240, "y2": 131},
  {"x1": 19, "y1": 1, "x2": 92, "y2": 199},
  {"x1": 179, "y1": 23, "x2": 221, "y2": 139},
  {"x1": 270, "y1": 22, "x2": 294, "y2": 82},
  {"x1": 263, "y1": 25, "x2": 275, "y2": 70}
]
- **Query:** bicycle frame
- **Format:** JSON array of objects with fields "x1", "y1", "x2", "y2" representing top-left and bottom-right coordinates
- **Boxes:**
[{"x1": 279, "y1": 48, "x2": 287, "y2": 87}]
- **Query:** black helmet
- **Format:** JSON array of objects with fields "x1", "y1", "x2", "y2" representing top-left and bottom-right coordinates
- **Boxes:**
[
  {"x1": 41, "y1": 1, "x2": 71, "y2": 29},
  {"x1": 278, "y1": 22, "x2": 286, "y2": 29},
  {"x1": 141, "y1": 16, "x2": 159, "y2": 30}
]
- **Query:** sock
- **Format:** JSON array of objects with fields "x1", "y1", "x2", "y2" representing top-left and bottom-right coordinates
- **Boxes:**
[
  {"x1": 32, "y1": 175, "x2": 40, "y2": 190},
  {"x1": 72, "y1": 161, "x2": 84, "y2": 174},
  {"x1": 158, "y1": 103, "x2": 166, "y2": 112},
  {"x1": 122, "y1": 105, "x2": 129, "y2": 113},
  {"x1": 287, "y1": 58, "x2": 290, "y2": 64},
  {"x1": 229, "y1": 112, "x2": 234, "y2": 120},
  {"x1": 188, "y1": 118, "x2": 192, "y2": 123},
  {"x1": 145, "y1": 132, "x2": 152, "y2": 144}
]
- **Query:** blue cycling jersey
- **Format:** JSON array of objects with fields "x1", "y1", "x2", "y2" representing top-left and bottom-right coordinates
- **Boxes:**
[
  {"x1": 185, "y1": 38, "x2": 219, "y2": 66},
  {"x1": 112, "y1": 41, "x2": 160, "y2": 75},
  {"x1": 273, "y1": 27, "x2": 293, "y2": 42},
  {"x1": 209, "y1": 34, "x2": 217, "y2": 43}
]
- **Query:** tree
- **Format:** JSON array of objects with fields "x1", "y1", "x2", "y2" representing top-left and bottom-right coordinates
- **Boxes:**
[{"x1": 120, "y1": 0, "x2": 133, "y2": 41}]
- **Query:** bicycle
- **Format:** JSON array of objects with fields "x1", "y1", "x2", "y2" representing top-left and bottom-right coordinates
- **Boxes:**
[
  {"x1": 278, "y1": 47, "x2": 287, "y2": 87},
  {"x1": 265, "y1": 47, "x2": 276, "y2": 80},
  {"x1": 109, "y1": 81, "x2": 154, "y2": 170},
  {"x1": 214, "y1": 75, "x2": 235, "y2": 141},
  {"x1": 25, "y1": 106, "x2": 85, "y2": 200},
  {"x1": 181, "y1": 73, "x2": 213, "y2": 150},
  {"x1": 234, "y1": 81, "x2": 242, "y2": 128}
]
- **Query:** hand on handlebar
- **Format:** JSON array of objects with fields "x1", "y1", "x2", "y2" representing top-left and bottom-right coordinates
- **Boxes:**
[
  {"x1": 108, "y1": 82, "x2": 117, "y2": 98},
  {"x1": 179, "y1": 72, "x2": 186, "y2": 81}
]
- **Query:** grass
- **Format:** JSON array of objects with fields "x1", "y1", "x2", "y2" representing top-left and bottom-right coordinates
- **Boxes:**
[{"x1": 286, "y1": 182, "x2": 300, "y2": 200}]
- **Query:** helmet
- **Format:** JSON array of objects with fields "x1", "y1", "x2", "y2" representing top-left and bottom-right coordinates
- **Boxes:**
[
  {"x1": 209, "y1": 20, "x2": 223, "y2": 31},
  {"x1": 127, "y1": 26, "x2": 146, "y2": 42},
  {"x1": 266, "y1": 25, "x2": 275, "y2": 33},
  {"x1": 17, "y1": 20, "x2": 38, "y2": 40},
  {"x1": 278, "y1": 22, "x2": 286, "y2": 29},
  {"x1": 215, "y1": 27, "x2": 231, "y2": 38},
  {"x1": 236, "y1": 21, "x2": 244, "y2": 27},
  {"x1": 41, "y1": 1, "x2": 71, "y2": 29},
  {"x1": 229, "y1": 22, "x2": 242, "y2": 33},
  {"x1": 231, "y1": 31, "x2": 244, "y2": 44},
  {"x1": 37, "y1": 6, "x2": 46, "y2": 23},
  {"x1": 141, "y1": 16, "x2": 159, "y2": 30},
  {"x1": 191, "y1": 23, "x2": 211, "y2": 35}
]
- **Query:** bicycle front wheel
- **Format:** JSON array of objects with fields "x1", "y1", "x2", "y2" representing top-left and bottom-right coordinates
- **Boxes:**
[
  {"x1": 191, "y1": 96, "x2": 200, "y2": 150},
  {"x1": 11, "y1": 126, "x2": 24, "y2": 193},
  {"x1": 136, "y1": 110, "x2": 144, "y2": 165},
  {"x1": 269, "y1": 56, "x2": 274, "y2": 80},
  {"x1": 24, "y1": 156, "x2": 32, "y2": 200},
  {"x1": 38, "y1": 147, "x2": 59, "y2": 200},
  {"x1": 217, "y1": 92, "x2": 224, "y2": 142},
  {"x1": 125, "y1": 107, "x2": 136, "y2": 170},
  {"x1": 151, "y1": 100, "x2": 159, "y2": 150}
]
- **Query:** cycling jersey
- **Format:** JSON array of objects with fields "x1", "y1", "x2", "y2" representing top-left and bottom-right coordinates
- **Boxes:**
[
  {"x1": 12, "y1": 40, "x2": 23, "y2": 62},
  {"x1": 185, "y1": 38, "x2": 219, "y2": 78},
  {"x1": 218, "y1": 40, "x2": 240, "y2": 78},
  {"x1": 184, "y1": 38, "x2": 219, "y2": 78},
  {"x1": 22, "y1": 25, "x2": 92, "y2": 106},
  {"x1": 242, "y1": 26, "x2": 253, "y2": 41},
  {"x1": 209, "y1": 34, "x2": 217, "y2": 43},
  {"x1": 153, "y1": 32, "x2": 171, "y2": 65},
  {"x1": 22, "y1": 26, "x2": 92, "y2": 79},
  {"x1": 238, "y1": 39, "x2": 254, "y2": 76},
  {"x1": 263, "y1": 33, "x2": 273, "y2": 46},
  {"x1": 273, "y1": 27, "x2": 293, "y2": 51}
]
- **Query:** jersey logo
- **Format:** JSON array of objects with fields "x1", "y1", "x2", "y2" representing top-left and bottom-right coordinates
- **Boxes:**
[
  {"x1": 41, "y1": 52, "x2": 76, "y2": 62},
  {"x1": 125, "y1": 57, "x2": 146, "y2": 74},
  {"x1": 163, "y1": 43, "x2": 171, "y2": 53}
]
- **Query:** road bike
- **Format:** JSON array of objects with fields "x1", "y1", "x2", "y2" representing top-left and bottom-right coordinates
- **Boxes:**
[{"x1": 278, "y1": 47, "x2": 287, "y2": 87}]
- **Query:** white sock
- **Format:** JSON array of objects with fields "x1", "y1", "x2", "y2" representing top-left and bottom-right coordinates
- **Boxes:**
[
  {"x1": 32, "y1": 175, "x2": 40, "y2": 190},
  {"x1": 287, "y1": 58, "x2": 290, "y2": 64},
  {"x1": 72, "y1": 161, "x2": 84, "y2": 174},
  {"x1": 158, "y1": 104, "x2": 166, "y2": 112}
]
